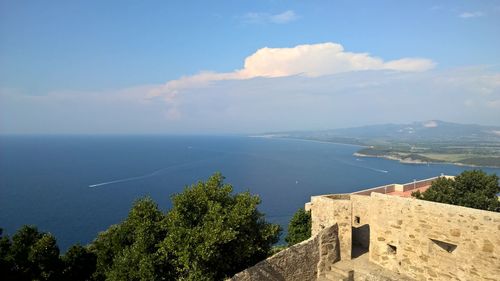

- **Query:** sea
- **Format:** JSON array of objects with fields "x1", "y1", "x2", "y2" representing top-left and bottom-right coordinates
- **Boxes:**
[{"x1": 1, "y1": 135, "x2": 499, "y2": 251}]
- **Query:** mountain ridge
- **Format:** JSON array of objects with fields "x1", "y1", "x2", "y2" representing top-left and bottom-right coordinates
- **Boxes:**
[{"x1": 259, "y1": 120, "x2": 500, "y2": 167}]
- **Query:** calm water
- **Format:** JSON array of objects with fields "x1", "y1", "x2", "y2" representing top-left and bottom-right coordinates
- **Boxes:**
[{"x1": 1, "y1": 135, "x2": 499, "y2": 250}]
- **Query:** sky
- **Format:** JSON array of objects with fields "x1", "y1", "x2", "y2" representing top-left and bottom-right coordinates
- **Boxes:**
[{"x1": 1, "y1": 0, "x2": 500, "y2": 134}]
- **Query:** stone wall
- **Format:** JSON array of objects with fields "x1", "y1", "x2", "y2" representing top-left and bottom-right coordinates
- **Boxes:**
[
  {"x1": 316, "y1": 224, "x2": 341, "y2": 275},
  {"x1": 369, "y1": 193, "x2": 500, "y2": 281},
  {"x1": 310, "y1": 195, "x2": 352, "y2": 260},
  {"x1": 230, "y1": 225, "x2": 340, "y2": 281},
  {"x1": 234, "y1": 175, "x2": 498, "y2": 281},
  {"x1": 351, "y1": 195, "x2": 372, "y2": 249}
]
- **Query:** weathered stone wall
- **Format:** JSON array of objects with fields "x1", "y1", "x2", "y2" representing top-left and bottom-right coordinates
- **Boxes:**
[
  {"x1": 310, "y1": 195, "x2": 352, "y2": 260},
  {"x1": 316, "y1": 224, "x2": 341, "y2": 275},
  {"x1": 230, "y1": 225, "x2": 339, "y2": 281},
  {"x1": 369, "y1": 193, "x2": 500, "y2": 281},
  {"x1": 351, "y1": 195, "x2": 372, "y2": 249}
]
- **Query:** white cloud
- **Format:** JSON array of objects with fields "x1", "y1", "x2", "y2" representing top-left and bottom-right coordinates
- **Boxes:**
[
  {"x1": 242, "y1": 10, "x2": 299, "y2": 24},
  {"x1": 5, "y1": 44, "x2": 500, "y2": 134},
  {"x1": 486, "y1": 99, "x2": 500, "y2": 109},
  {"x1": 149, "y1": 42, "x2": 435, "y2": 119},
  {"x1": 0, "y1": 85, "x2": 165, "y2": 134},
  {"x1": 383, "y1": 58, "x2": 436, "y2": 72},
  {"x1": 269, "y1": 10, "x2": 298, "y2": 24},
  {"x1": 3, "y1": 67, "x2": 500, "y2": 134},
  {"x1": 237, "y1": 43, "x2": 434, "y2": 77},
  {"x1": 459, "y1": 11, "x2": 484, "y2": 19},
  {"x1": 144, "y1": 68, "x2": 500, "y2": 133},
  {"x1": 423, "y1": 120, "x2": 438, "y2": 128}
]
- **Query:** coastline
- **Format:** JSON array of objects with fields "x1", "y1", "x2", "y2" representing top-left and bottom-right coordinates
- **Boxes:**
[
  {"x1": 249, "y1": 135, "x2": 366, "y2": 148},
  {"x1": 353, "y1": 152, "x2": 429, "y2": 164},
  {"x1": 251, "y1": 135, "x2": 500, "y2": 169},
  {"x1": 353, "y1": 152, "x2": 500, "y2": 169}
]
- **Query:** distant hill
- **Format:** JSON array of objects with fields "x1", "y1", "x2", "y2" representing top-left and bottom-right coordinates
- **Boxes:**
[
  {"x1": 265, "y1": 120, "x2": 500, "y2": 143},
  {"x1": 260, "y1": 120, "x2": 500, "y2": 167}
]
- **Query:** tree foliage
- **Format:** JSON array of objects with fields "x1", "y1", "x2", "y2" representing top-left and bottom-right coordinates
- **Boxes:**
[
  {"x1": 413, "y1": 170, "x2": 500, "y2": 212},
  {"x1": 160, "y1": 172, "x2": 281, "y2": 280},
  {"x1": 61, "y1": 245, "x2": 97, "y2": 281},
  {"x1": 0, "y1": 225, "x2": 62, "y2": 281},
  {"x1": 28, "y1": 233, "x2": 62, "y2": 280},
  {"x1": 0, "y1": 228, "x2": 15, "y2": 280},
  {"x1": 1, "y1": 173, "x2": 281, "y2": 281},
  {"x1": 91, "y1": 197, "x2": 172, "y2": 281},
  {"x1": 285, "y1": 208, "x2": 311, "y2": 246}
]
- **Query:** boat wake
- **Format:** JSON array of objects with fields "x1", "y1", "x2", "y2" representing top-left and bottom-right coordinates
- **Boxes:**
[
  {"x1": 334, "y1": 158, "x2": 389, "y2": 174},
  {"x1": 369, "y1": 167, "x2": 389, "y2": 173},
  {"x1": 88, "y1": 160, "x2": 206, "y2": 188},
  {"x1": 88, "y1": 174, "x2": 152, "y2": 188},
  {"x1": 350, "y1": 164, "x2": 389, "y2": 173}
]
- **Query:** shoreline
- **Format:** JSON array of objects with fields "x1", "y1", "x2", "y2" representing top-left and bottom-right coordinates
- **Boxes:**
[
  {"x1": 249, "y1": 135, "x2": 366, "y2": 148},
  {"x1": 251, "y1": 135, "x2": 500, "y2": 169},
  {"x1": 353, "y1": 152, "x2": 500, "y2": 169}
]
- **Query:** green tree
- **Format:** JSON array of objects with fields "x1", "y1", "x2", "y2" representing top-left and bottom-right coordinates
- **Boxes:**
[
  {"x1": 413, "y1": 170, "x2": 500, "y2": 212},
  {"x1": 2, "y1": 173, "x2": 281, "y2": 280},
  {"x1": 28, "y1": 233, "x2": 62, "y2": 281},
  {"x1": 285, "y1": 208, "x2": 311, "y2": 246},
  {"x1": 0, "y1": 226, "x2": 63, "y2": 281},
  {"x1": 0, "y1": 228, "x2": 15, "y2": 280},
  {"x1": 62, "y1": 245, "x2": 96, "y2": 281},
  {"x1": 160, "y1": 173, "x2": 281, "y2": 280},
  {"x1": 10, "y1": 225, "x2": 44, "y2": 280},
  {"x1": 91, "y1": 197, "x2": 172, "y2": 281}
]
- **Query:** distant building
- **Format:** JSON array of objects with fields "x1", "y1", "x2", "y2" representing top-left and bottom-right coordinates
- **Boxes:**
[{"x1": 348, "y1": 175, "x2": 454, "y2": 198}]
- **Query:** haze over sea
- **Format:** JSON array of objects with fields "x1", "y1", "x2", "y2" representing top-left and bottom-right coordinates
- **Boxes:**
[{"x1": 1, "y1": 135, "x2": 499, "y2": 251}]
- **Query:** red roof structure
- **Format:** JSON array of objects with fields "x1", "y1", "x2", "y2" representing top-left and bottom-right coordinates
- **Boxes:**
[{"x1": 351, "y1": 175, "x2": 454, "y2": 198}]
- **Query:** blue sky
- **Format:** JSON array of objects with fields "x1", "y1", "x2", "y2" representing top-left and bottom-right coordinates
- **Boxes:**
[{"x1": 1, "y1": 0, "x2": 500, "y2": 134}]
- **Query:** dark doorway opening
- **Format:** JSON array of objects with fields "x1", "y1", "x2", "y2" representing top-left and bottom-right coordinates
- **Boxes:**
[{"x1": 352, "y1": 224, "x2": 370, "y2": 258}]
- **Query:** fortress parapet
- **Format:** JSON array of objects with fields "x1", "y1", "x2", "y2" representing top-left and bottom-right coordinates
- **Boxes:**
[
  {"x1": 233, "y1": 175, "x2": 499, "y2": 281},
  {"x1": 306, "y1": 175, "x2": 500, "y2": 280}
]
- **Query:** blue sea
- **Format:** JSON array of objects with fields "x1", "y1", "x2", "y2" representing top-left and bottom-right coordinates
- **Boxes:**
[{"x1": 1, "y1": 135, "x2": 499, "y2": 251}]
